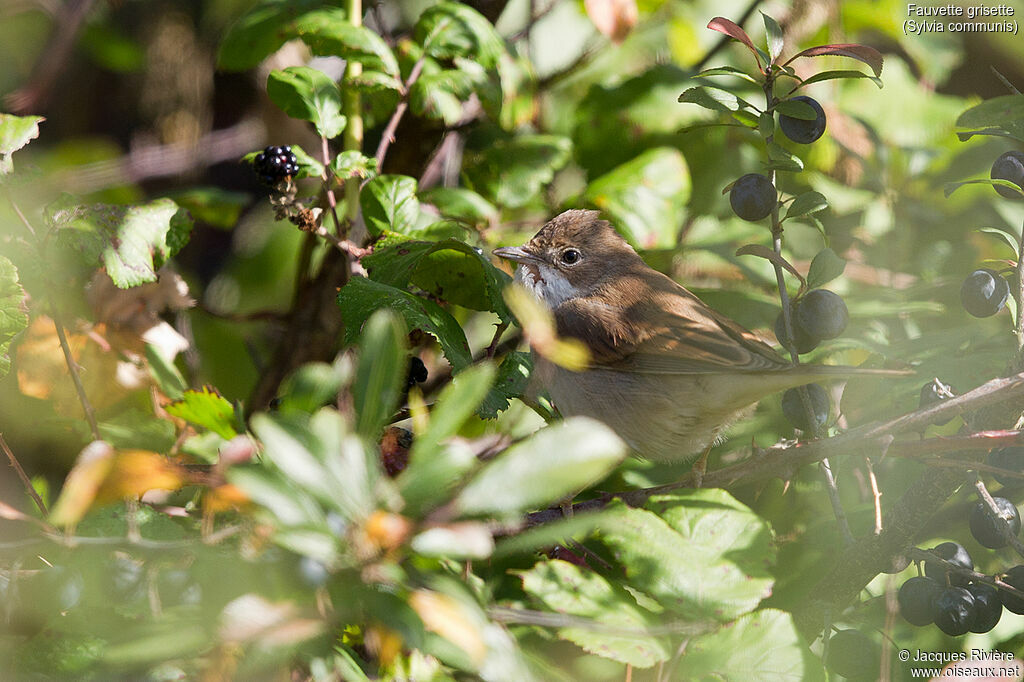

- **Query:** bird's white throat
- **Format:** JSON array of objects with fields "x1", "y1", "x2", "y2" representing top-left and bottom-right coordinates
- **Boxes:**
[{"x1": 515, "y1": 263, "x2": 578, "y2": 308}]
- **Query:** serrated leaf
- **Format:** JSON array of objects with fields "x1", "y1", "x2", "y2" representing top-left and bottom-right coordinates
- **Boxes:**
[
  {"x1": 217, "y1": 0, "x2": 338, "y2": 71},
  {"x1": 165, "y1": 387, "x2": 237, "y2": 440},
  {"x1": 267, "y1": 66, "x2": 346, "y2": 139},
  {"x1": 420, "y1": 187, "x2": 498, "y2": 228},
  {"x1": 0, "y1": 256, "x2": 27, "y2": 378},
  {"x1": 600, "y1": 491, "x2": 775, "y2": 621},
  {"x1": 676, "y1": 609, "x2": 825, "y2": 681},
  {"x1": 338, "y1": 278, "x2": 472, "y2": 371},
  {"x1": 584, "y1": 148, "x2": 690, "y2": 249},
  {"x1": 362, "y1": 233, "x2": 512, "y2": 320},
  {"x1": 706, "y1": 17, "x2": 762, "y2": 70},
  {"x1": 518, "y1": 560, "x2": 671, "y2": 667},
  {"x1": 352, "y1": 310, "x2": 406, "y2": 439},
  {"x1": 790, "y1": 69, "x2": 882, "y2": 91},
  {"x1": 786, "y1": 43, "x2": 883, "y2": 78},
  {"x1": 762, "y1": 12, "x2": 783, "y2": 63},
  {"x1": 410, "y1": 70, "x2": 478, "y2": 125},
  {"x1": 805, "y1": 248, "x2": 846, "y2": 289},
  {"x1": 51, "y1": 198, "x2": 193, "y2": 288},
  {"x1": 331, "y1": 151, "x2": 378, "y2": 180},
  {"x1": 463, "y1": 135, "x2": 572, "y2": 209},
  {"x1": 784, "y1": 191, "x2": 828, "y2": 220},
  {"x1": 0, "y1": 113, "x2": 43, "y2": 174},
  {"x1": 454, "y1": 417, "x2": 625, "y2": 517},
  {"x1": 289, "y1": 144, "x2": 325, "y2": 178},
  {"x1": 294, "y1": 10, "x2": 399, "y2": 76},
  {"x1": 360, "y1": 175, "x2": 421, "y2": 236},
  {"x1": 414, "y1": 2, "x2": 504, "y2": 69},
  {"x1": 478, "y1": 351, "x2": 531, "y2": 419},
  {"x1": 978, "y1": 227, "x2": 1020, "y2": 256}
]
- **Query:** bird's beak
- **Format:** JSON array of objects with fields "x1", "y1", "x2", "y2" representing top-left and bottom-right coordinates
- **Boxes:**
[{"x1": 493, "y1": 245, "x2": 540, "y2": 265}]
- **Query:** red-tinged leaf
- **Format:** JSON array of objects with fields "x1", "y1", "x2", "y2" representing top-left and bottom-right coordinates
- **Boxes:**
[
  {"x1": 786, "y1": 44, "x2": 883, "y2": 78},
  {"x1": 707, "y1": 17, "x2": 762, "y2": 69}
]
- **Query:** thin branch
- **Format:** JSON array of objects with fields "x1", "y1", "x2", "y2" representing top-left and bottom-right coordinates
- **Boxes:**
[
  {"x1": 973, "y1": 475, "x2": 1024, "y2": 559},
  {"x1": 321, "y1": 135, "x2": 344, "y2": 235},
  {"x1": 908, "y1": 547, "x2": 1024, "y2": 600},
  {"x1": 865, "y1": 456, "x2": 883, "y2": 535},
  {"x1": 374, "y1": 56, "x2": 427, "y2": 170},
  {"x1": 50, "y1": 308, "x2": 101, "y2": 441},
  {"x1": 1015, "y1": 215, "x2": 1024, "y2": 359},
  {"x1": 485, "y1": 322, "x2": 509, "y2": 358},
  {"x1": 0, "y1": 433, "x2": 48, "y2": 517},
  {"x1": 820, "y1": 458, "x2": 853, "y2": 543}
]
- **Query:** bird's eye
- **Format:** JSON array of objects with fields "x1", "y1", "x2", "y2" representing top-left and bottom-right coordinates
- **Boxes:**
[{"x1": 560, "y1": 248, "x2": 581, "y2": 265}]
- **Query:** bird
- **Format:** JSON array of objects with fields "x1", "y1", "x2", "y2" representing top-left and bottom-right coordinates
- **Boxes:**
[{"x1": 493, "y1": 209, "x2": 904, "y2": 465}]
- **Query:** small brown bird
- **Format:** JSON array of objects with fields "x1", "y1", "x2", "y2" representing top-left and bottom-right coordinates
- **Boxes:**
[{"x1": 494, "y1": 210, "x2": 901, "y2": 464}]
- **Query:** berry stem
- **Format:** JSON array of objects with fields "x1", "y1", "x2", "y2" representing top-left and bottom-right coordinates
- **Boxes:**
[
  {"x1": 374, "y1": 56, "x2": 427, "y2": 172},
  {"x1": 973, "y1": 475, "x2": 1024, "y2": 559},
  {"x1": 342, "y1": 0, "x2": 364, "y2": 227},
  {"x1": 1016, "y1": 216, "x2": 1024, "y2": 356}
]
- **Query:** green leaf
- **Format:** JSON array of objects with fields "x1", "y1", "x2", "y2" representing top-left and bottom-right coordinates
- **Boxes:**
[
  {"x1": 144, "y1": 343, "x2": 186, "y2": 400},
  {"x1": 693, "y1": 66, "x2": 759, "y2": 84},
  {"x1": 228, "y1": 465, "x2": 326, "y2": 527},
  {"x1": 362, "y1": 232, "x2": 512, "y2": 321},
  {"x1": 411, "y1": 522, "x2": 494, "y2": 559},
  {"x1": 165, "y1": 387, "x2": 238, "y2": 440},
  {"x1": 267, "y1": 66, "x2": 346, "y2": 139},
  {"x1": 676, "y1": 609, "x2": 826, "y2": 681},
  {"x1": 453, "y1": 417, "x2": 625, "y2": 517},
  {"x1": 478, "y1": 351, "x2": 531, "y2": 419},
  {"x1": 352, "y1": 310, "x2": 406, "y2": 440},
  {"x1": 764, "y1": 141, "x2": 804, "y2": 172},
  {"x1": 414, "y1": 2, "x2": 504, "y2": 69},
  {"x1": 276, "y1": 361, "x2": 348, "y2": 414},
  {"x1": 294, "y1": 9, "x2": 399, "y2": 76},
  {"x1": 251, "y1": 412, "x2": 337, "y2": 504},
  {"x1": 313, "y1": 411, "x2": 380, "y2": 522},
  {"x1": 361, "y1": 174, "x2": 421, "y2": 236},
  {"x1": 978, "y1": 227, "x2": 1020, "y2": 256},
  {"x1": 420, "y1": 187, "x2": 498, "y2": 228},
  {"x1": 464, "y1": 135, "x2": 572, "y2": 209},
  {"x1": 51, "y1": 198, "x2": 193, "y2": 288},
  {"x1": 786, "y1": 43, "x2": 883, "y2": 78},
  {"x1": 217, "y1": 0, "x2": 338, "y2": 71},
  {"x1": 0, "y1": 113, "x2": 43, "y2": 174},
  {"x1": 338, "y1": 278, "x2": 473, "y2": 371},
  {"x1": 956, "y1": 94, "x2": 1024, "y2": 141},
  {"x1": 678, "y1": 86, "x2": 745, "y2": 113},
  {"x1": 784, "y1": 191, "x2": 828, "y2": 220},
  {"x1": 790, "y1": 69, "x2": 882, "y2": 91},
  {"x1": 600, "y1": 490, "x2": 775, "y2": 621},
  {"x1": 805, "y1": 248, "x2": 846, "y2": 289},
  {"x1": 585, "y1": 147, "x2": 691, "y2": 248},
  {"x1": 945, "y1": 177, "x2": 1024, "y2": 199},
  {"x1": 0, "y1": 256, "x2": 27, "y2": 379},
  {"x1": 774, "y1": 98, "x2": 817, "y2": 119},
  {"x1": 331, "y1": 151, "x2": 378, "y2": 181},
  {"x1": 493, "y1": 512, "x2": 607, "y2": 557},
  {"x1": 165, "y1": 187, "x2": 250, "y2": 229},
  {"x1": 762, "y1": 12, "x2": 784, "y2": 63},
  {"x1": 518, "y1": 560, "x2": 671, "y2": 668},
  {"x1": 410, "y1": 70, "x2": 478, "y2": 125}
]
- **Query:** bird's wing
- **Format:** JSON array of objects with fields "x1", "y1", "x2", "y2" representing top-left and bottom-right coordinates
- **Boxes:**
[{"x1": 555, "y1": 270, "x2": 791, "y2": 374}]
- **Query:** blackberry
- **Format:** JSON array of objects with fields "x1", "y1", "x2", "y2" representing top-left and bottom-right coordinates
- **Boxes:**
[{"x1": 253, "y1": 145, "x2": 299, "y2": 185}]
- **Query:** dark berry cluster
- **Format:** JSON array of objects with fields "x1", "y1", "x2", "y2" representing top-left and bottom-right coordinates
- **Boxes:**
[
  {"x1": 253, "y1": 145, "x2": 299, "y2": 185},
  {"x1": 957, "y1": 151, "x2": 1024, "y2": 317}
]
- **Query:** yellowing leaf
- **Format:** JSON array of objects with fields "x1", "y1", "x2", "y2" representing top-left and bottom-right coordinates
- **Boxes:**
[
  {"x1": 503, "y1": 284, "x2": 590, "y2": 371},
  {"x1": 49, "y1": 441, "x2": 115, "y2": 527},
  {"x1": 584, "y1": 0, "x2": 638, "y2": 44},
  {"x1": 409, "y1": 589, "x2": 486, "y2": 665},
  {"x1": 95, "y1": 450, "x2": 185, "y2": 503}
]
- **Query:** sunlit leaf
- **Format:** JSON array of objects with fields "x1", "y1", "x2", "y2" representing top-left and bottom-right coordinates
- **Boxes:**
[
  {"x1": 584, "y1": 0, "x2": 638, "y2": 44},
  {"x1": 51, "y1": 198, "x2": 193, "y2": 288},
  {"x1": 360, "y1": 175, "x2": 421, "y2": 236},
  {"x1": 805, "y1": 248, "x2": 846, "y2": 289},
  {"x1": 784, "y1": 191, "x2": 828, "y2": 220},
  {"x1": 352, "y1": 310, "x2": 406, "y2": 439},
  {"x1": 478, "y1": 351, "x2": 531, "y2": 419},
  {"x1": 0, "y1": 256, "x2": 27, "y2": 379},
  {"x1": 165, "y1": 386, "x2": 238, "y2": 440},
  {"x1": 294, "y1": 9, "x2": 399, "y2": 76},
  {"x1": 0, "y1": 113, "x2": 44, "y2": 174},
  {"x1": 762, "y1": 12, "x2": 783, "y2": 63},
  {"x1": 49, "y1": 441, "x2": 115, "y2": 527},
  {"x1": 706, "y1": 17, "x2": 763, "y2": 70},
  {"x1": 414, "y1": 2, "x2": 504, "y2": 68},
  {"x1": 454, "y1": 417, "x2": 625, "y2": 517},
  {"x1": 267, "y1": 66, "x2": 346, "y2": 139},
  {"x1": 786, "y1": 43, "x2": 883, "y2": 78},
  {"x1": 463, "y1": 135, "x2": 572, "y2": 209}
]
